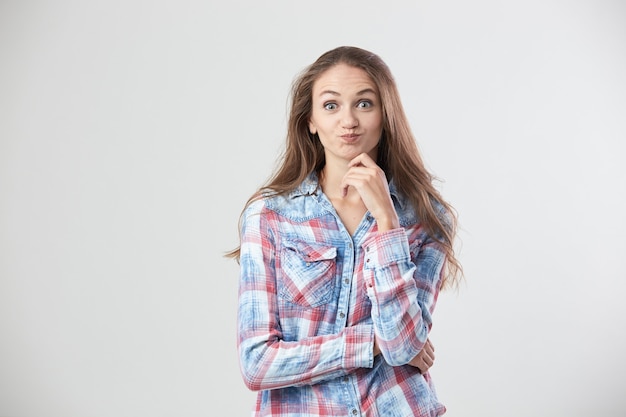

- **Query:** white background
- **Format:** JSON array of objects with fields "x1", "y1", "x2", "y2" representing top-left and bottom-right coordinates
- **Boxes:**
[{"x1": 1, "y1": 1, "x2": 625, "y2": 416}]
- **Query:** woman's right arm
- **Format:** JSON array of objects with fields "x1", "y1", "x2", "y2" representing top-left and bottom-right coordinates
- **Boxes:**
[{"x1": 237, "y1": 200, "x2": 375, "y2": 391}]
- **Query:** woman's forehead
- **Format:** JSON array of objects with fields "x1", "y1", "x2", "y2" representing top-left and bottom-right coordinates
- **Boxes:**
[{"x1": 312, "y1": 64, "x2": 378, "y2": 96}]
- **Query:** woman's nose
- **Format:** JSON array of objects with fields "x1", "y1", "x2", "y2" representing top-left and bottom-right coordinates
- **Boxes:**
[{"x1": 341, "y1": 109, "x2": 359, "y2": 129}]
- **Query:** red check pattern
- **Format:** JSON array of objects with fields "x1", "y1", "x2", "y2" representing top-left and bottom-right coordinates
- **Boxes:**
[{"x1": 237, "y1": 174, "x2": 447, "y2": 417}]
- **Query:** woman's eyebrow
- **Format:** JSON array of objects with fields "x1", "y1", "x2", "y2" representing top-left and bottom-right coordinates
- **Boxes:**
[
  {"x1": 318, "y1": 89, "x2": 340, "y2": 97},
  {"x1": 356, "y1": 88, "x2": 377, "y2": 96}
]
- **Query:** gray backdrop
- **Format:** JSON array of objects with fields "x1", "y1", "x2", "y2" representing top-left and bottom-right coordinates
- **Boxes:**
[{"x1": 1, "y1": 0, "x2": 625, "y2": 416}]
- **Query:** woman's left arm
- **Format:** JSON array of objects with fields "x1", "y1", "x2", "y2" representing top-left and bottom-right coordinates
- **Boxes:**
[
  {"x1": 342, "y1": 153, "x2": 445, "y2": 366},
  {"x1": 362, "y1": 228, "x2": 445, "y2": 366}
]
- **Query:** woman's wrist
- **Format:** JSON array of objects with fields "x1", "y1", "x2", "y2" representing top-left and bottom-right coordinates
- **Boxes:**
[{"x1": 375, "y1": 215, "x2": 400, "y2": 232}]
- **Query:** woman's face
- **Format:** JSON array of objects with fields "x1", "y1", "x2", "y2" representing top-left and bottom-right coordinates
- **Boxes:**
[{"x1": 308, "y1": 64, "x2": 383, "y2": 165}]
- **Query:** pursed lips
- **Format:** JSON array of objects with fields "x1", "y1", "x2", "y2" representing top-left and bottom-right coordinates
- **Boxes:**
[{"x1": 340, "y1": 133, "x2": 360, "y2": 142}]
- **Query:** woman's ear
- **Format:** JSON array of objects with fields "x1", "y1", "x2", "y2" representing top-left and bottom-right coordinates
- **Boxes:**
[{"x1": 308, "y1": 121, "x2": 317, "y2": 135}]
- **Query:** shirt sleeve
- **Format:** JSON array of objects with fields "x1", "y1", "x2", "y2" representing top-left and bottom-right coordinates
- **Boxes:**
[
  {"x1": 361, "y1": 226, "x2": 445, "y2": 366},
  {"x1": 237, "y1": 200, "x2": 375, "y2": 391}
]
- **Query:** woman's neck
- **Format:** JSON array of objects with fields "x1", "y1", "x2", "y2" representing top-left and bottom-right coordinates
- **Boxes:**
[{"x1": 319, "y1": 161, "x2": 350, "y2": 200}]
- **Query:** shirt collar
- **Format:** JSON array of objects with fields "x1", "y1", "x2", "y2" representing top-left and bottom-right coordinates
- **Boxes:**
[
  {"x1": 388, "y1": 179, "x2": 406, "y2": 211},
  {"x1": 288, "y1": 172, "x2": 321, "y2": 199}
]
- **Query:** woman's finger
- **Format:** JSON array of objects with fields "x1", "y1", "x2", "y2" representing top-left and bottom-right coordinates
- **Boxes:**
[{"x1": 348, "y1": 152, "x2": 377, "y2": 168}]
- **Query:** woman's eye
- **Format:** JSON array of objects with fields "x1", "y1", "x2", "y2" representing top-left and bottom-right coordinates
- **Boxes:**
[
  {"x1": 324, "y1": 103, "x2": 337, "y2": 110},
  {"x1": 357, "y1": 100, "x2": 372, "y2": 108}
]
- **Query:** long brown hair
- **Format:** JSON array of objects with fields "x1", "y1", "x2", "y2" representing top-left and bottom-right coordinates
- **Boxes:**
[{"x1": 226, "y1": 46, "x2": 462, "y2": 289}]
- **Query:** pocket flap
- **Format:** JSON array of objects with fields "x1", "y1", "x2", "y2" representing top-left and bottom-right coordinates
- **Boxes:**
[{"x1": 284, "y1": 240, "x2": 337, "y2": 262}]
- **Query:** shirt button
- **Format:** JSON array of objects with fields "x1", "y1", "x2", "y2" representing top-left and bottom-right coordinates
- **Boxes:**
[
  {"x1": 352, "y1": 409, "x2": 358, "y2": 415},
  {"x1": 344, "y1": 279, "x2": 349, "y2": 285},
  {"x1": 343, "y1": 376, "x2": 349, "y2": 382},
  {"x1": 366, "y1": 258, "x2": 370, "y2": 263},
  {"x1": 339, "y1": 312, "x2": 345, "y2": 318}
]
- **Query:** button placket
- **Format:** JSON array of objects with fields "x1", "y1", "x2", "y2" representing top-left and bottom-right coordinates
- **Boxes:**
[{"x1": 337, "y1": 237, "x2": 355, "y2": 328}]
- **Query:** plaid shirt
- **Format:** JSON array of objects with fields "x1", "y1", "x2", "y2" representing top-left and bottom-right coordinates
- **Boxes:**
[{"x1": 237, "y1": 173, "x2": 447, "y2": 417}]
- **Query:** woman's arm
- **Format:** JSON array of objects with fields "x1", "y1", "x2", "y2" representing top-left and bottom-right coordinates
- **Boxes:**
[
  {"x1": 341, "y1": 153, "x2": 445, "y2": 367},
  {"x1": 374, "y1": 336, "x2": 437, "y2": 373},
  {"x1": 363, "y1": 227, "x2": 445, "y2": 366},
  {"x1": 237, "y1": 200, "x2": 375, "y2": 391}
]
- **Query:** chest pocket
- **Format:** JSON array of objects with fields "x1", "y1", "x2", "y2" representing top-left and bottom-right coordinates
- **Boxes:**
[{"x1": 278, "y1": 239, "x2": 337, "y2": 308}]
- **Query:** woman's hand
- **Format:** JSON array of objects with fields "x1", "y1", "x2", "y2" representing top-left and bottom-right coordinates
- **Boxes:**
[
  {"x1": 408, "y1": 338, "x2": 435, "y2": 373},
  {"x1": 373, "y1": 335, "x2": 381, "y2": 357},
  {"x1": 341, "y1": 153, "x2": 399, "y2": 231}
]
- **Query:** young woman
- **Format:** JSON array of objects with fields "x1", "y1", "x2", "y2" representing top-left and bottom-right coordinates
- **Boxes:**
[{"x1": 228, "y1": 46, "x2": 462, "y2": 417}]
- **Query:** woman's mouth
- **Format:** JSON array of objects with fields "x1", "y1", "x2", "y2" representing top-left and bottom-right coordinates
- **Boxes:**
[{"x1": 341, "y1": 133, "x2": 360, "y2": 142}]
